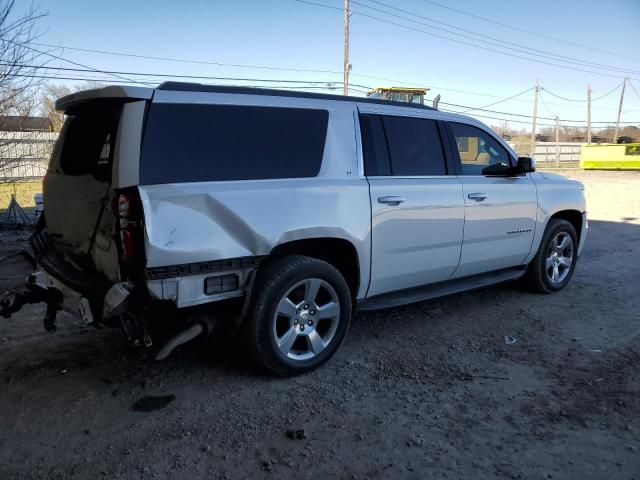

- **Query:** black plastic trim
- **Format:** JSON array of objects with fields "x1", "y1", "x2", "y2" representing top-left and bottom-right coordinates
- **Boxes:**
[
  {"x1": 436, "y1": 120, "x2": 459, "y2": 176},
  {"x1": 357, "y1": 266, "x2": 526, "y2": 311},
  {"x1": 146, "y1": 256, "x2": 264, "y2": 280}
]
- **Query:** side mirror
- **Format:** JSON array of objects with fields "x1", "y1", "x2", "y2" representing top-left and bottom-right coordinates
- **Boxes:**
[
  {"x1": 481, "y1": 162, "x2": 512, "y2": 176},
  {"x1": 481, "y1": 157, "x2": 536, "y2": 176},
  {"x1": 517, "y1": 156, "x2": 536, "y2": 173}
]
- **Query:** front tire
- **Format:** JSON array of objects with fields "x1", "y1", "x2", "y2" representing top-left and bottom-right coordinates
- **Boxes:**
[
  {"x1": 244, "y1": 255, "x2": 352, "y2": 376},
  {"x1": 524, "y1": 219, "x2": 578, "y2": 293}
]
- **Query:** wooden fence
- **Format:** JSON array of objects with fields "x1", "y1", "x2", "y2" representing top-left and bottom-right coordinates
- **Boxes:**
[{"x1": 0, "y1": 131, "x2": 58, "y2": 181}]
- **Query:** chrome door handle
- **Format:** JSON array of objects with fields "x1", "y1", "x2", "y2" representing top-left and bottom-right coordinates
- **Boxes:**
[
  {"x1": 378, "y1": 195, "x2": 405, "y2": 206},
  {"x1": 467, "y1": 192, "x2": 488, "y2": 201}
]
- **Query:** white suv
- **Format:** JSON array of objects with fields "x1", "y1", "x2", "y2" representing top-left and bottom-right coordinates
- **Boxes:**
[{"x1": 26, "y1": 82, "x2": 587, "y2": 375}]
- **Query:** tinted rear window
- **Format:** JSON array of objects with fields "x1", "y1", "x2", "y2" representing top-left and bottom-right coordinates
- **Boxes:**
[
  {"x1": 140, "y1": 103, "x2": 329, "y2": 184},
  {"x1": 58, "y1": 103, "x2": 122, "y2": 181},
  {"x1": 382, "y1": 115, "x2": 446, "y2": 176}
]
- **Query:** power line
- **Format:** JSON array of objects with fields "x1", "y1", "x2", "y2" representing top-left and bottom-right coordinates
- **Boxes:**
[
  {"x1": 458, "y1": 87, "x2": 534, "y2": 113},
  {"x1": 352, "y1": 72, "x2": 628, "y2": 110},
  {"x1": 417, "y1": 0, "x2": 640, "y2": 64},
  {"x1": 434, "y1": 104, "x2": 557, "y2": 127},
  {"x1": 291, "y1": 0, "x2": 342, "y2": 11},
  {"x1": 351, "y1": 7, "x2": 640, "y2": 81},
  {"x1": 439, "y1": 105, "x2": 626, "y2": 131},
  {"x1": 5, "y1": 39, "x2": 153, "y2": 86},
  {"x1": 542, "y1": 81, "x2": 623, "y2": 102},
  {"x1": 438, "y1": 100, "x2": 638, "y2": 124},
  {"x1": 348, "y1": 9, "x2": 640, "y2": 81},
  {"x1": 7, "y1": 72, "x2": 356, "y2": 92},
  {"x1": 355, "y1": 0, "x2": 640, "y2": 76},
  {"x1": 629, "y1": 80, "x2": 640, "y2": 101},
  {"x1": 13, "y1": 64, "x2": 637, "y2": 124},
  {"x1": 9, "y1": 73, "x2": 150, "y2": 85},
  {"x1": 32, "y1": 41, "x2": 345, "y2": 76},
  {"x1": 291, "y1": 0, "x2": 640, "y2": 81},
  {"x1": 538, "y1": 91, "x2": 558, "y2": 117},
  {"x1": 1, "y1": 62, "x2": 359, "y2": 86},
  {"x1": 28, "y1": 40, "x2": 635, "y2": 111},
  {"x1": 14, "y1": 68, "x2": 637, "y2": 124}
]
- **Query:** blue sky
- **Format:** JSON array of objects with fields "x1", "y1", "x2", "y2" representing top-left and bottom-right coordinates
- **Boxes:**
[{"x1": 33, "y1": 0, "x2": 640, "y2": 130}]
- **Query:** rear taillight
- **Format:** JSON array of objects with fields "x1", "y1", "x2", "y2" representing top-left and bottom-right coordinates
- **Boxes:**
[{"x1": 115, "y1": 192, "x2": 140, "y2": 263}]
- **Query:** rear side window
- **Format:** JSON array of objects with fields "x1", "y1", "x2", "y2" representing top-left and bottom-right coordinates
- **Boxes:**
[
  {"x1": 140, "y1": 103, "x2": 328, "y2": 184},
  {"x1": 383, "y1": 116, "x2": 446, "y2": 176},
  {"x1": 58, "y1": 103, "x2": 122, "y2": 182},
  {"x1": 360, "y1": 113, "x2": 446, "y2": 176}
]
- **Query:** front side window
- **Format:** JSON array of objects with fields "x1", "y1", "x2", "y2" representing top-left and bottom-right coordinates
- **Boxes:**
[{"x1": 449, "y1": 122, "x2": 511, "y2": 175}]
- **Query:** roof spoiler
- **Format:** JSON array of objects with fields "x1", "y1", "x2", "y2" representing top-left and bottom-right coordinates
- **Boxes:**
[{"x1": 55, "y1": 86, "x2": 153, "y2": 112}]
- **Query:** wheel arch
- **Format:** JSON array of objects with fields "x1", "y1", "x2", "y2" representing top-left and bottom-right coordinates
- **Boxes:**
[
  {"x1": 267, "y1": 238, "x2": 360, "y2": 300},
  {"x1": 549, "y1": 209, "x2": 583, "y2": 245}
]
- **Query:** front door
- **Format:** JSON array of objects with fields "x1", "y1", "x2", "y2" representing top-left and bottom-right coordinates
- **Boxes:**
[
  {"x1": 446, "y1": 122, "x2": 537, "y2": 278},
  {"x1": 359, "y1": 112, "x2": 465, "y2": 297}
]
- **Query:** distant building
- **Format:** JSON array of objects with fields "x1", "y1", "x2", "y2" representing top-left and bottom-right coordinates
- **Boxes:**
[{"x1": 0, "y1": 116, "x2": 53, "y2": 132}]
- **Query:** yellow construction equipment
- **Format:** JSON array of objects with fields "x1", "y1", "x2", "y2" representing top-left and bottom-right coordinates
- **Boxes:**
[{"x1": 367, "y1": 87, "x2": 429, "y2": 105}]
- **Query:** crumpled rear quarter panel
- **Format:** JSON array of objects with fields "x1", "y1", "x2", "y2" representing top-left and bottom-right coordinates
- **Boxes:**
[{"x1": 139, "y1": 178, "x2": 370, "y2": 296}]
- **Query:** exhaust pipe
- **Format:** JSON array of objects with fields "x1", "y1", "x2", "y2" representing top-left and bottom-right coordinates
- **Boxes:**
[{"x1": 155, "y1": 316, "x2": 218, "y2": 361}]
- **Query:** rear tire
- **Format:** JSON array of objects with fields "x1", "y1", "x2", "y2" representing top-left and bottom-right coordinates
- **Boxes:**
[
  {"x1": 524, "y1": 219, "x2": 578, "y2": 293},
  {"x1": 244, "y1": 255, "x2": 352, "y2": 376}
]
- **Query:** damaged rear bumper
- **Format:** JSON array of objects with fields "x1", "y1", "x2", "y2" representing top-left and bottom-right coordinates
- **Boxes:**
[{"x1": 1, "y1": 230, "x2": 136, "y2": 324}]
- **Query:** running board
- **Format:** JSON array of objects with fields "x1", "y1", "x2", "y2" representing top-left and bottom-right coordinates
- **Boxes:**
[{"x1": 357, "y1": 267, "x2": 527, "y2": 312}]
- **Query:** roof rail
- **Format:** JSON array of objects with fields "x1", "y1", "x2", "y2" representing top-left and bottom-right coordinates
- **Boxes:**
[{"x1": 156, "y1": 82, "x2": 435, "y2": 111}]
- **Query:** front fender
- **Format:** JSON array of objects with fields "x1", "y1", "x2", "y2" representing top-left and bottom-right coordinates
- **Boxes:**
[{"x1": 524, "y1": 172, "x2": 586, "y2": 263}]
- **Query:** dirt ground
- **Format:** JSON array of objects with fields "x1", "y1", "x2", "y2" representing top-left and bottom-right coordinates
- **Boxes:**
[{"x1": 1, "y1": 170, "x2": 639, "y2": 480}]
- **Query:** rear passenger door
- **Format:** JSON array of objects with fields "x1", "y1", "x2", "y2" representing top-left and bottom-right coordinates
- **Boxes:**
[
  {"x1": 445, "y1": 122, "x2": 537, "y2": 278},
  {"x1": 360, "y1": 111, "x2": 465, "y2": 297}
]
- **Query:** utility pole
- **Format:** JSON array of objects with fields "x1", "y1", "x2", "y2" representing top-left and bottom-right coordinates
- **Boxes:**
[
  {"x1": 613, "y1": 77, "x2": 628, "y2": 143},
  {"x1": 343, "y1": 0, "x2": 350, "y2": 96},
  {"x1": 530, "y1": 79, "x2": 540, "y2": 157},
  {"x1": 587, "y1": 84, "x2": 592, "y2": 144},
  {"x1": 555, "y1": 115, "x2": 560, "y2": 167}
]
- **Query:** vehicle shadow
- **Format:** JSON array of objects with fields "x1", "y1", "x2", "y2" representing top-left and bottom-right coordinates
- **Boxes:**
[{"x1": 0, "y1": 219, "x2": 637, "y2": 389}]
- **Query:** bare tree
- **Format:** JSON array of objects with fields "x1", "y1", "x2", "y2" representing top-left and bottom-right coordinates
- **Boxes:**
[
  {"x1": 41, "y1": 81, "x2": 105, "y2": 131},
  {"x1": 40, "y1": 83, "x2": 70, "y2": 131},
  {"x1": 0, "y1": 0, "x2": 48, "y2": 186}
]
